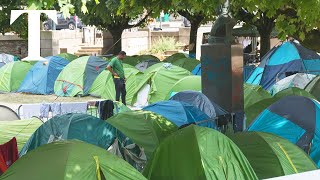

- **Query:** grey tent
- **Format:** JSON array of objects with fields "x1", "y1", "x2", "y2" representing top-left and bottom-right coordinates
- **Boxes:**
[
  {"x1": 170, "y1": 91, "x2": 228, "y2": 118},
  {"x1": 0, "y1": 105, "x2": 20, "y2": 121},
  {"x1": 135, "y1": 59, "x2": 159, "y2": 72}
]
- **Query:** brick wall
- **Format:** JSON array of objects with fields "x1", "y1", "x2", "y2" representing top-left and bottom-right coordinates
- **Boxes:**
[{"x1": 0, "y1": 35, "x2": 28, "y2": 59}]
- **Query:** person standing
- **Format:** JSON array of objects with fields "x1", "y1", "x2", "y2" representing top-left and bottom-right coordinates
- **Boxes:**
[{"x1": 107, "y1": 51, "x2": 127, "y2": 105}]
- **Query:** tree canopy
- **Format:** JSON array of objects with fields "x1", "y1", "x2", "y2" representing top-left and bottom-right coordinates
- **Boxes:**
[
  {"x1": 123, "y1": 0, "x2": 222, "y2": 55},
  {"x1": 1, "y1": 0, "x2": 319, "y2": 53},
  {"x1": 232, "y1": 0, "x2": 320, "y2": 53},
  {"x1": 73, "y1": 0, "x2": 162, "y2": 54},
  {"x1": 0, "y1": 0, "x2": 28, "y2": 38}
]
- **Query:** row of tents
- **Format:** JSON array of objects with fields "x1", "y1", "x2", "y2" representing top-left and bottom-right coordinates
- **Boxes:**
[
  {"x1": 241, "y1": 40, "x2": 320, "y2": 173},
  {"x1": 0, "y1": 53, "x2": 201, "y2": 106},
  {"x1": 0, "y1": 95, "x2": 319, "y2": 179},
  {"x1": 2, "y1": 40, "x2": 320, "y2": 179}
]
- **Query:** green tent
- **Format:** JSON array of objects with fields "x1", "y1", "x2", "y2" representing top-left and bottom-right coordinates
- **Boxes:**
[
  {"x1": 0, "y1": 140, "x2": 146, "y2": 180},
  {"x1": 54, "y1": 56, "x2": 108, "y2": 97},
  {"x1": 132, "y1": 63, "x2": 191, "y2": 104},
  {"x1": 245, "y1": 87, "x2": 316, "y2": 126},
  {"x1": 0, "y1": 61, "x2": 32, "y2": 92},
  {"x1": 56, "y1": 53, "x2": 78, "y2": 61},
  {"x1": 138, "y1": 55, "x2": 160, "y2": 62},
  {"x1": 122, "y1": 56, "x2": 141, "y2": 66},
  {"x1": 165, "y1": 75, "x2": 201, "y2": 99},
  {"x1": 305, "y1": 76, "x2": 320, "y2": 101},
  {"x1": 143, "y1": 125, "x2": 258, "y2": 180},
  {"x1": 19, "y1": 113, "x2": 123, "y2": 156},
  {"x1": 123, "y1": 63, "x2": 135, "y2": 68},
  {"x1": 89, "y1": 67, "x2": 143, "y2": 105},
  {"x1": 166, "y1": 57, "x2": 200, "y2": 71},
  {"x1": 107, "y1": 110, "x2": 178, "y2": 157},
  {"x1": 244, "y1": 83, "x2": 272, "y2": 110},
  {"x1": 163, "y1": 53, "x2": 187, "y2": 62},
  {"x1": 231, "y1": 132, "x2": 317, "y2": 179},
  {"x1": 274, "y1": 87, "x2": 315, "y2": 100},
  {"x1": 0, "y1": 118, "x2": 43, "y2": 151}
]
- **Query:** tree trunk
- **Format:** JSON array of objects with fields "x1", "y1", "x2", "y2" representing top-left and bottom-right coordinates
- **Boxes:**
[
  {"x1": 259, "y1": 33, "x2": 271, "y2": 58},
  {"x1": 108, "y1": 29, "x2": 124, "y2": 55},
  {"x1": 189, "y1": 20, "x2": 201, "y2": 56},
  {"x1": 177, "y1": 10, "x2": 204, "y2": 57},
  {"x1": 256, "y1": 15, "x2": 275, "y2": 58}
]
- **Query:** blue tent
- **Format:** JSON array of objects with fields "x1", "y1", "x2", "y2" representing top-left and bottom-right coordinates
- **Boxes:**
[
  {"x1": 170, "y1": 91, "x2": 228, "y2": 118},
  {"x1": 192, "y1": 63, "x2": 201, "y2": 75},
  {"x1": 246, "y1": 41, "x2": 320, "y2": 90},
  {"x1": 20, "y1": 113, "x2": 125, "y2": 156},
  {"x1": 143, "y1": 100, "x2": 215, "y2": 128},
  {"x1": 248, "y1": 96, "x2": 320, "y2": 167},
  {"x1": 18, "y1": 56, "x2": 69, "y2": 94}
]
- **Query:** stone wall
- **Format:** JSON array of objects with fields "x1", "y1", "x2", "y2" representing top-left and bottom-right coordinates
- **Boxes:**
[
  {"x1": 0, "y1": 35, "x2": 28, "y2": 59},
  {"x1": 41, "y1": 30, "x2": 83, "y2": 57},
  {"x1": 102, "y1": 28, "x2": 191, "y2": 56},
  {"x1": 122, "y1": 31, "x2": 149, "y2": 55},
  {"x1": 0, "y1": 30, "x2": 83, "y2": 58}
]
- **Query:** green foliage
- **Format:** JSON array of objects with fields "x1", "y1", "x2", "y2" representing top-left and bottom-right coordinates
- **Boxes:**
[
  {"x1": 0, "y1": 0, "x2": 28, "y2": 39},
  {"x1": 171, "y1": 0, "x2": 222, "y2": 23},
  {"x1": 148, "y1": 36, "x2": 181, "y2": 54},
  {"x1": 26, "y1": 0, "x2": 73, "y2": 17},
  {"x1": 232, "y1": 0, "x2": 320, "y2": 41}
]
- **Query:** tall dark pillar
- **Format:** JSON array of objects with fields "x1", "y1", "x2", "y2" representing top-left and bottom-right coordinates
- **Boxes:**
[{"x1": 201, "y1": 0, "x2": 244, "y2": 131}]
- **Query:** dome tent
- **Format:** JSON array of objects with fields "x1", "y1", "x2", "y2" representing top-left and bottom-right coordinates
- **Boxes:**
[
  {"x1": 0, "y1": 61, "x2": 32, "y2": 93},
  {"x1": 122, "y1": 56, "x2": 141, "y2": 66},
  {"x1": 0, "y1": 53, "x2": 19, "y2": 68},
  {"x1": 143, "y1": 100, "x2": 214, "y2": 128},
  {"x1": 248, "y1": 96, "x2": 320, "y2": 167},
  {"x1": 0, "y1": 118, "x2": 42, "y2": 151},
  {"x1": 231, "y1": 132, "x2": 317, "y2": 179},
  {"x1": 270, "y1": 73, "x2": 316, "y2": 95},
  {"x1": 54, "y1": 56, "x2": 108, "y2": 97},
  {"x1": 244, "y1": 83, "x2": 272, "y2": 110},
  {"x1": 56, "y1": 53, "x2": 78, "y2": 61},
  {"x1": 135, "y1": 59, "x2": 159, "y2": 72},
  {"x1": 0, "y1": 141, "x2": 146, "y2": 180},
  {"x1": 166, "y1": 57, "x2": 200, "y2": 71},
  {"x1": 143, "y1": 125, "x2": 258, "y2": 180},
  {"x1": 170, "y1": 91, "x2": 228, "y2": 118},
  {"x1": 0, "y1": 105, "x2": 20, "y2": 121},
  {"x1": 20, "y1": 113, "x2": 123, "y2": 157},
  {"x1": 107, "y1": 111, "x2": 178, "y2": 158},
  {"x1": 132, "y1": 63, "x2": 191, "y2": 105},
  {"x1": 246, "y1": 41, "x2": 320, "y2": 90},
  {"x1": 245, "y1": 88, "x2": 316, "y2": 126},
  {"x1": 192, "y1": 63, "x2": 201, "y2": 75},
  {"x1": 305, "y1": 76, "x2": 320, "y2": 101},
  {"x1": 163, "y1": 53, "x2": 187, "y2": 62},
  {"x1": 18, "y1": 56, "x2": 70, "y2": 94},
  {"x1": 137, "y1": 55, "x2": 160, "y2": 62},
  {"x1": 166, "y1": 75, "x2": 201, "y2": 99},
  {"x1": 89, "y1": 67, "x2": 143, "y2": 105}
]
